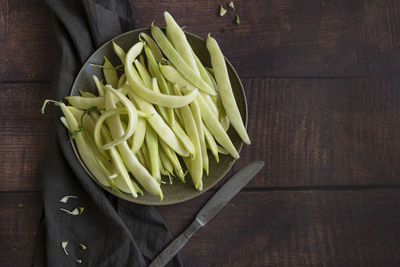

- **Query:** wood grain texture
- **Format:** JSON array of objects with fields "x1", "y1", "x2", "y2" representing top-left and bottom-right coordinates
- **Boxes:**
[
  {"x1": 0, "y1": 0, "x2": 58, "y2": 81},
  {"x1": 2, "y1": 190, "x2": 400, "y2": 267},
  {"x1": 160, "y1": 189, "x2": 400, "y2": 266},
  {"x1": 2, "y1": 0, "x2": 400, "y2": 81},
  {"x1": 0, "y1": 193, "x2": 42, "y2": 267},
  {"x1": 0, "y1": 83, "x2": 53, "y2": 191},
  {"x1": 2, "y1": 77, "x2": 400, "y2": 191}
]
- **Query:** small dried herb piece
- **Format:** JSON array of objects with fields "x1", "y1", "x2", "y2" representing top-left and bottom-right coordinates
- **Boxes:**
[
  {"x1": 18, "y1": 204, "x2": 23, "y2": 207},
  {"x1": 79, "y1": 243, "x2": 87, "y2": 250},
  {"x1": 61, "y1": 241, "x2": 69, "y2": 255},
  {"x1": 235, "y1": 15, "x2": 240, "y2": 25},
  {"x1": 76, "y1": 259, "x2": 82, "y2": 264},
  {"x1": 219, "y1": 5, "x2": 227, "y2": 16},
  {"x1": 228, "y1": 1, "x2": 235, "y2": 10},
  {"x1": 60, "y1": 207, "x2": 80, "y2": 216},
  {"x1": 59, "y1": 195, "x2": 78, "y2": 203}
]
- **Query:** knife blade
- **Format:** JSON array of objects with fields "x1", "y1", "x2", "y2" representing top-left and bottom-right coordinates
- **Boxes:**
[{"x1": 149, "y1": 161, "x2": 265, "y2": 267}]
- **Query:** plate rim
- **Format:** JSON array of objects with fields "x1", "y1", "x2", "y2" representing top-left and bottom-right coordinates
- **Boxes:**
[{"x1": 58, "y1": 28, "x2": 248, "y2": 206}]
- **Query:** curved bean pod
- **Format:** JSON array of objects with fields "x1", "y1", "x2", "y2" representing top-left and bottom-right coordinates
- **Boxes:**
[
  {"x1": 125, "y1": 42, "x2": 198, "y2": 108},
  {"x1": 105, "y1": 91, "x2": 163, "y2": 198},
  {"x1": 101, "y1": 85, "x2": 138, "y2": 150}
]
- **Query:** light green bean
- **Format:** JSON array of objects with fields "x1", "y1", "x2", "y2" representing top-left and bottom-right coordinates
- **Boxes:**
[
  {"x1": 145, "y1": 46, "x2": 175, "y2": 123},
  {"x1": 125, "y1": 42, "x2": 198, "y2": 108},
  {"x1": 160, "y1": 64, "x2": 214, "y2": 95},
  {"x1": 186, "y1": 92, "x2": 209, "y2": 174},
  {"x1": 101, "y1": 85, "x2": 138, "y2": 150},
  {"x1": 131, "y1": 117, "x2": 146, "y2": 153},
  {"x1": 103, "y1": 56, "x2": 118, "y2": 88},
  {"x1": 139, "y1": 32, "x2": 163, "y2": 62},
  {"x1": 203, "y1": 124, "x2": 219, "y2": 163},
  {"x1": 183, "y1": 87, "x2": 239, "y2": 159},
  {"x1": 130, "y1": 90, "x2": 189, "y2": 157},
  {"x1": 151, "y1": 25, "x2": 216, "y2": 96},
  {"x1": 134, "y1": 59, "x2": 152, "y2": 88},
  {"x1": 93, "y1": 75, "x2": 105, "y2": 96},
  {"x1": 105, "y1": 91, "x2": 163, "y2": 198},
  {"x1": 159, "y1": 147, "x2": 174, "y2": 175},
  {"x1": 59, "y1": 103, "x2": 110, "y2": 187},
  {"x1": 112, "y1": 41, "x2": 126, "y2": 63},
  {"x1": 144, "y1": 122, "x2": 161, "y2": 181},
  {"x1": 65, "y1": 96, "x2": 105, "y2": 110},
  {"x1": 164, "y1": 11, "x2": 200, "y2": 76},
  {"x1": 206, "y1": 34, "x2": 250, "y2": 144},
  {"x1": 175, "y1": 85, "x2": 203, "y2": 190},
  {"x1": 159, "y1": 140, "x2": 185, "y2": 181}
]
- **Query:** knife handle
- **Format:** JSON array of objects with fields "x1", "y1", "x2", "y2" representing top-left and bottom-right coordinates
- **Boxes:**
[{"x1": 148, "y1": 218, "x2": 203, "y2": 267}]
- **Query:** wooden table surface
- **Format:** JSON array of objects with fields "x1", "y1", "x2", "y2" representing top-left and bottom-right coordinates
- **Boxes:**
[{"x1": 2, "y1": 0, "x2": 400, "y2": 266}]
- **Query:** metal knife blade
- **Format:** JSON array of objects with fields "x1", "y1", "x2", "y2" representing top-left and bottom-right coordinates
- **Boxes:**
[
  {"x1": 195, "y1": 160, "x2": 265, "y2": 226},
  {"x1": 149, "y1": 161, "x2": 265, "y2": 267}
]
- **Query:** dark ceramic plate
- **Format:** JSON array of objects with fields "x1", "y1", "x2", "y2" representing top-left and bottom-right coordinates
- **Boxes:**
[{"x1": 65, "y1": 28, "x2": 247, "y2": 205}]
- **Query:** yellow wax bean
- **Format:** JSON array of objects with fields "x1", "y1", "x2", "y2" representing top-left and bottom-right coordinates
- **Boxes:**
[
  {"x1": 186, "y1": 93, "x2": 209, "y2": 174},
  {"x1": 117, "y1": 73, "x2": 126, "y2": 88},
  {"x1": 159, "y1": 140, "x2": 185, "y2": 181},
  {"x1": 151, "y1": 25, "x2": 216, "y2": 96},
  {"x1": 134, "y1": 59, "x2": 152, "y2": 88},
  {"x1": 65, "y1": 96, "x2": 105, "y2": 110},
  {"x1": 175, "y1": 85, "x2": 203, "y2": 190},
  {"x1": 112, "y1": 41, "x2": 126, "y2": 63},
  {"x1": 131, "y1": 117, "x2": 146, "y2": 153},
  {"x1": 125, "y1": 42, "x2": 198, "y2": 108},
  {"x1": 103, "y1": 56, "x2": 118, "y2": 88},
  {"x1": 151, "y1": 77, "x2": 170, "y2": 123},
  {"x1": 144, "y1": 123, "x2": 161, "y2": 181},
  {"x1": 93, "y1": 75, "x2": 105, "y2": 96},
  {"x1": 159, "y1": 147, "x2": 174, "y2": 175},
  {"x1": 105, "y1": 91, "x2": 163, "y2": 198},
  {"x1": 79, "y1": 90, "x2": 96, "y2": 98},
  {"x1": 145, "y1": 46, "x2": 175, "y2": 123},
  {"x1": 102, "y1": 123, "x2": 139, "y2": 198},
  {"x1": 136, "y1": 148, "x2": 148, "y2": 169},
  {"x1": 101, "y1": 85, "x2": 138, "y2": 150},
  {"x1": 192, "y1": 51, "x2": 216, "y2": 92},
  {"x1": 130, "y1": 90, "x2": 189, "y2": 157},
  {"x1": 159, "y1": 60, "x2": 215, "y2": 95},
  {"x1": 203, "y1": 124, "x2": 219, "y2": 163},
  {"x1": 206, "y1": 34, "x2": 250, "y2": 144},
  {"x1": 164, "y1": 11, "x2": 200, "y2": 76},
  {"x1": 139, "y1": 32, "x2": 163, "y2": 62},
  {"x1": 183, "y1": 87, "x2": 239, "y2": 159},
  {"x1": 59, "y1": 103, "x2": 110, "y2": 187}
]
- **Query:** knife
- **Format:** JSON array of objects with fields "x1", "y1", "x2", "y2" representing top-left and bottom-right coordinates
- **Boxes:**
[{"x1": 148, "y1": 161, "x2": 265, "y2": 267}]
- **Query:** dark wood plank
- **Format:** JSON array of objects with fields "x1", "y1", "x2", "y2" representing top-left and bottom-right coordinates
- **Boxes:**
[
  {"x1": 160, "y1": 189, "x2": 400, "y2": 266},
  {"x1": 3, "y1": 189, "x2": 400, "y2": 266},
  {"x1": 0, "y1": 193, "x2": 42, "y2": 267},
  {"x1": 234, "y1": 77, "x2": 400, "y2": 187},
  {"x1": 0, "y1": 83, "x2": 53, "y2": 191},
  {"x1": 0, "y1": 0, "x2": 58, "y2": 81},
  {"x1": 2, "y1": 0, "x2": 400, "y2": 81},
  {"x1": 2, "y1": 77, "x2": 400, "y2": 191}
]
